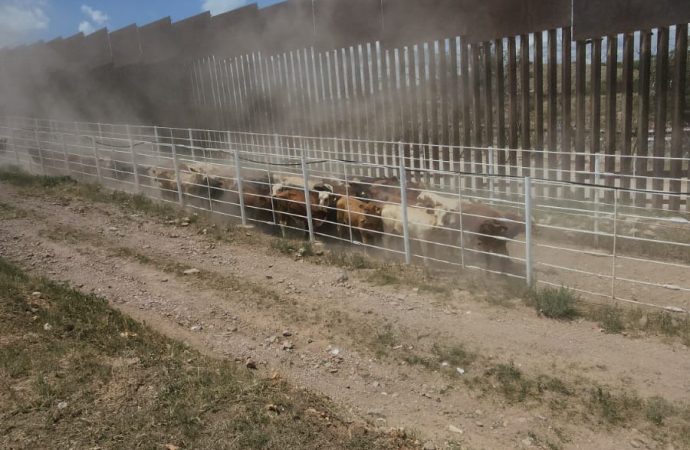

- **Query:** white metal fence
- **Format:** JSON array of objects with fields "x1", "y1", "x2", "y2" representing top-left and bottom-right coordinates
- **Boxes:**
[{"x1": 0, "y1": 116, "x2": 688, "y2": 314}]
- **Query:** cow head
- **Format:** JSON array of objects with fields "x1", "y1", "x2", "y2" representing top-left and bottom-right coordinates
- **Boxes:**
[{"x1": 313, "y1": 184, "x2": 335, "y2": 208}]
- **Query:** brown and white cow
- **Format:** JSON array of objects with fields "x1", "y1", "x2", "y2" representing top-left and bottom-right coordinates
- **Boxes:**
[
  {"x1": 272, "y1": 188, "x2": 330, "y2": 238},
  {"x1": 149, "y1": 164, "x2": 225, "y2": 200},
  {"x1": 335, "y1": 196, "x2": 383, "y2": 245},
  {"x1": 380, "y1": 204, "x2": 456, "y2": 260}
]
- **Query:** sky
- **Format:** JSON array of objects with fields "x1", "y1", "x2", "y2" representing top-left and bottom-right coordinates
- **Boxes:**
[{"x1": 0, "y1": 0, "x2": 284, "y2": 48}]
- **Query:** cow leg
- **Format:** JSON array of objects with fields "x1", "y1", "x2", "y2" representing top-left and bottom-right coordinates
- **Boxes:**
[{"x1": 360, "y1": 229, "x2": 369, "y2": 246}]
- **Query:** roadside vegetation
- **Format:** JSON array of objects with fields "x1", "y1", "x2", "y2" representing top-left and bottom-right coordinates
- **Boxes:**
[{"x1": 0, "y1": 256, "x2": 416, "y2": 449}]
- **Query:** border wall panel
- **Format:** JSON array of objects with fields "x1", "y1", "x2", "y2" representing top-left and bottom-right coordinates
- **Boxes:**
[
  {"x1": 207, "y1": 5, "x2": 261, "y2": 57},
  {"x1": 110, "y1": 24, "x2": 142, "y2": 67},
  {"x1": 573, "y1": 0, "x2": 690, "y2": 40},
  {"x1": 173, "y1": 12, "x2": 211, "y2": 60},
  {"x1": 258, "y1": 0, "x2": 314, "y2": 53},
  {"x1": 80, "y1": 28, "x2": 112, "y2": 69},
  {"x1": 314, "y1": 0, "x2": 382, "y2": 49},
  {"x1": 139, "y1": 17, "x2": 178, "y2": 64}
]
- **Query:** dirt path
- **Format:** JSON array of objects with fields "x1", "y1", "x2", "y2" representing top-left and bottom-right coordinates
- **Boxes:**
[{"x1": 0, "y1": 184, "x2": 688, "y2": 449}]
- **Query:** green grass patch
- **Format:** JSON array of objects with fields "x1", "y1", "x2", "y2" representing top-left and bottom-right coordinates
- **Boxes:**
[
  {"x1": 587, "y1": 387, "x2": 642, "y2": 425},
  {"x1": 0, "y1": 256, "x2": 413, "y2": 449},
  {"x1": 431, "y1": 343, "x2": 474, "y2": 369},
  {"x1": 594, "y1": 305, "x2": 625, "y2": 334},
  {"x1": 0, "y1": 202, "x2": 28, "y2": 220},
  {"x1": 527, "y1": 286, "x2": 579, "y2": 320},
  {"x1": 270, "y1": 237, "x2": 314, "y2": 257},
  {"x1": 323, "y1": 251, "x2": 377, "y2": 270}
]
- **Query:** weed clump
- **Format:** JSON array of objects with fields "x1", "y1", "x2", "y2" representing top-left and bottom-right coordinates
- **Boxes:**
[
  {"x1": 645, "y1": 396, "x2": 673, "y2": 426},
  {"x1": 595, "y1": 305, "x2": 625, "y2": 334},
  {"x1": 527, "y1": 286, "x2": 579, "y2": 320}
]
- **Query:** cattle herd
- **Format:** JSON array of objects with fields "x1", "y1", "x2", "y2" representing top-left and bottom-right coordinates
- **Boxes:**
[
  {"x1": 19, "y1": 148, "x2": 527, "y2": 273},
  {"x1": 145, "y1": 161, "x2": 527, "y2": 273}
]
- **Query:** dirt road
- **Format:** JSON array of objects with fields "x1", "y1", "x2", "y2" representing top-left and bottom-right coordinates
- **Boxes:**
[{"x1": 0, "y1": 182, "x2": 688, "y2": 449}]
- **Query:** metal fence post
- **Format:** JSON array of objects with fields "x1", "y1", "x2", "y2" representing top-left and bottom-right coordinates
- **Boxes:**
[
  {"x1": 301, "y1": 149, "x2": 316, "y2": 243},
  {"x1": 91, "y1": 136, "x2": 103, "y2": 182},
  {"x1": 524, "y1": 176, "x2": 534, "y2": 288},
  {"x1": 273, "y1": 133, "x2": 281, "y2": 165},
  {"x1": 60, "y1": 132, "x2": 69, "y2": 174},
  {"x1": 34, "y1": 118, "x2": 45, "y2": 174},
  {"x1": 399, "y1": 142, "x2": 412, "y2": 265},
  {"x1": 10, "y1": 128, "x2": 20, "y2": 166},
  {"x1": 488, "y1": 146, "x2": 495, "y2": 205},
  {"x1": 343, "y1": 162, "x2": 354, "y2": 243},
  {"x1": 171, "y1": 144, "x2": 184, "y2": 207},
  {"x1": 234, "y1": 147, "x2": 248, "y2": 226},
  {"x1": 127, "y1": 125, "x2": 140, "y2": 193},
  {"x1": 456, "y1": 173, "x2": 466, "y2": 268},
  {"x1": 611, "y1": 190, "x2": 618, "y2": 300},
  {"x1": 594, "y1": 153, "x2": 602, "y2": 247},
  {"x1": 188, "y1": 128, "x2": 196, "y2": 161}
]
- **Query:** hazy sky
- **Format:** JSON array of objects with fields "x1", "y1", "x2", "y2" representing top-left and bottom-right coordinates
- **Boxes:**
[{"x1": 0, "y1": 0, "x2": 283, "y2": 48}]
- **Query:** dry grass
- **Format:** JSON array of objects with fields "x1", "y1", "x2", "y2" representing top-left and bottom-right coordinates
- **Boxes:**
[
  {"x1": 0, "y1": 256, "x2": 418, "y2": 449},
  {"x1": 0, "y1": 202, "x2": 28, "y2": 220}
]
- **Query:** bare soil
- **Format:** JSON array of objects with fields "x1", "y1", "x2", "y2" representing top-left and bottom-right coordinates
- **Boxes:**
[{"x1": 1, "y1": 182, "x2": 689, "y2": 450}]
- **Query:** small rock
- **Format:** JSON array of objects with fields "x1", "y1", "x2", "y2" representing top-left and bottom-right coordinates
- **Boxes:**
[
  {"x1": 329, "y1": 347, "x2": 341, "y2": 356},
  {"x1": 282, "y1": 330, "x2": 292, "y2": 337},
  {"x1": 457, "y1": 367, "x2": 465, "y2": 375},
  {"x1": 282, "y1": 341, "x2": 294, "y2": 350},
  {"x1": 31, "y1": 291, "x2": 42, "y2": 298},
  {"x1": 57, "y1": 401, "x2": 68, "y2": 410},
  {"x1": 108, "y1": 226, "x2": 118, "y2": 232},
  {"x1": 183, "y1": 268, "x2": 200, "y2": 275},
  {"x1": 521, "y1": 437, "x2": 534, "y2": 447},
  {"x1": 161, "y1": 278, "x2": 169, "y2": 283},
  {"x1": 190, "y1": 325, "x2": 202, "y2": 332},
  {"x1": 43, "y1": 323, "x2": 52, "y2": 331},
  {"x1": 245, "y1": 360, "x2": 258, "y2": 370},
  {"x1": 475, "y1": 421, "x2": 484, "y2": 427},
  {"x1": 448, "y1": 425, "x2": 463, "y2": 434},
  {"x1": 630, "y1": 439, "x2": 642, "y2": 448},
  {"x1": 329, "y1": 368, "x2": 339, "y2": 373}
]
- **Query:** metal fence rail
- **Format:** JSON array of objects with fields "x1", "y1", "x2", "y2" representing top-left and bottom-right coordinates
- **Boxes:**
[{"x1": 0, "y1": 116, "x2": 688, "y2": 314}]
